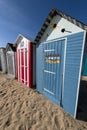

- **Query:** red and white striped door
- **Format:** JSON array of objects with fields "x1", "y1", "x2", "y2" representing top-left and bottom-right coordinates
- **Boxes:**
[{"x1": 17, "y1": 42, "x2": 33, "y2": 87}]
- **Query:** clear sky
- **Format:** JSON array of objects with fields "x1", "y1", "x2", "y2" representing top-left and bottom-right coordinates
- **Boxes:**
[{"x1": 0, "y1": 0, "x2": 87, "y2": 47}]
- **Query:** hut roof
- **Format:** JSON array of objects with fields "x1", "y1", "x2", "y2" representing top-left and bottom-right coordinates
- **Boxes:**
[
  {"x1": 14, "y1": 34, "x2": 33, "y2": 47},
  {"x1": 34, "y1": 8, "x2": 87, "y2": 44},
  {"x1": 6, "y1": 43, "x2": 16, "y2": 52}
]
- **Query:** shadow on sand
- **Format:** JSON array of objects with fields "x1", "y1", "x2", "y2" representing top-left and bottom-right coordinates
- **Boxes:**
[{"x1": 77, "y1": 81, "x2": 87, "y2": 122}]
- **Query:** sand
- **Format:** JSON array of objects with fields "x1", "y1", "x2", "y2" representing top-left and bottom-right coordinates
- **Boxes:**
[{"x1": 0, "y1": 73, "x2": 87, "y2": 130}]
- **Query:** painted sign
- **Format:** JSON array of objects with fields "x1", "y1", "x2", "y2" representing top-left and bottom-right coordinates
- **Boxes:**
[{"x1": 45, "y1": 54, "x2": 60, "y2": 64}]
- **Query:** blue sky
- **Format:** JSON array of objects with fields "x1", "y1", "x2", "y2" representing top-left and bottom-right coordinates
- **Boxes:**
[{"x1": 0, "y1": 0, "x2": 87, "y2": 47}]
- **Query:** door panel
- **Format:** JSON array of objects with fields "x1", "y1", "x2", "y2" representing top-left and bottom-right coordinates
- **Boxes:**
[
  {"x1": 43, "y1": 40, "x2": 65, "y2": 105},
  {"x1": 21, "y1": 50, "x2": 24, "y2": 83},
  {"x1": 25, "y1": 49, "x2": 27, "y2": 84},
  {"x1": 7, "y1": 53, "x2": 14, "y2": 75},
  {"x1": 20, "y1": 49, "x2": 28, "y2": 84}
]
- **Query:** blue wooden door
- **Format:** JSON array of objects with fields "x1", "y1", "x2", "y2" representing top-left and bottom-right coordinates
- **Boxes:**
[{"x1": 43, "y1": 40, "x2": 65, "y2": 105}]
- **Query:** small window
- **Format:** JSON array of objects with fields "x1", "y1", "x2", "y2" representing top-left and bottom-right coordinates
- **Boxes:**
[
  {"x1": 53, "y1": 24, "x2": 57, "y2": 29},
  {"x1": 20, "y1": 41, "x2": 24, "y2": 47}
]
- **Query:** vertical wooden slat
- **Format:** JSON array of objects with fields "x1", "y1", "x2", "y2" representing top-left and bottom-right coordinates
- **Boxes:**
[
  {"x1": 17, "y1": 49, "x2": 20, "y2": 81},
  {"x1": 27, "y1": 41, "x2": 29, "y2": 86},
  {"x1": 24, "y1": 48, "x2": 26, "y2": 84}
]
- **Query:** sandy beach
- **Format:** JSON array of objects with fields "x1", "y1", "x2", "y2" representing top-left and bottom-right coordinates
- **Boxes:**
[{"x1": 0, "y1": 73, "x2": 87, "y2": 130}]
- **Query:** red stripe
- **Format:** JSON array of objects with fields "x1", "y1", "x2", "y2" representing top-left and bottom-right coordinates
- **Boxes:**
[{"x1": 28, "y1": 42, "x2": 33, "y2": 87}]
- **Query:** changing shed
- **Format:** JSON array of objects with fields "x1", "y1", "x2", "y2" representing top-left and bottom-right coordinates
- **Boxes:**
[
  {"x1": 0, "y1": 48, "x2": 7, "y2": 73},
  {"x1": 6, "y1": 43, "x2": 16, "y2": 78},
  {"x1": 15, "y1": 34, "x2": 36, "y2": 88},
  {"x1": 35, "y1": 9, "x2": 87, "y2": 117}
]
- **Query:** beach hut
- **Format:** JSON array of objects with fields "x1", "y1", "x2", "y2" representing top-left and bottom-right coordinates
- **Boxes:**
[
  {"x1": 6, "y1": 43, "x2": 16, "y2": 78},
  {"x1": 35, "y1": 9, "x2": 87, "y2": 117},
  {"x1": 0, "y1": 48, "x2": 7, "y2": 73},
  {"x1": 15, "y1": 34, "x2": 36, "y2": 88}
]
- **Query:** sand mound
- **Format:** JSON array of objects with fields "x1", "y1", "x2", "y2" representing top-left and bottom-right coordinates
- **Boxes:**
[{"x1": 0, "y1": 74, "x2": 87, "y2": 130}]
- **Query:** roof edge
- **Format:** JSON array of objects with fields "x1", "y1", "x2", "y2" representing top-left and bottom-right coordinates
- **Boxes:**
[{"x1": 34, "y1": 8, "x2": 87, "y2": 44}]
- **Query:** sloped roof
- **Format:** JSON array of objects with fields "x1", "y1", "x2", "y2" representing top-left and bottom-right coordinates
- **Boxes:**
[
  {"x1": 34, "y1": 9, "x2": 87, "y2": 44},
  {"x1": 14, "y1": 34, "x2": 33, "y2": 47},
  {"x1": 0, "y1": 48, "x2": 6, "y2": 53},
  {"x1": 0, "y1": 47, "x2": 5, "y2": 50},
  {"x1": 6, "y1": 43, "x2": 16, "y2": 52}
]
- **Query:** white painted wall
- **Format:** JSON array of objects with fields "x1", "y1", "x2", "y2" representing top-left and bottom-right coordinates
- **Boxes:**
[
  {"x1": 18, "y1": 37, "x2": 29, "y2": 49},
  {"x1": 40, "y1": 15, "x2": 84, "y2": 43}
]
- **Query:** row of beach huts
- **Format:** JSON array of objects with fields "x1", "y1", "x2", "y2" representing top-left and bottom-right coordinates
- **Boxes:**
[
  {"x1": 0, "y1": 35, "x2": 35, "y2": 87},
  {"x1": 0, "y1": 9, "x2": 87, "y2": 118}
]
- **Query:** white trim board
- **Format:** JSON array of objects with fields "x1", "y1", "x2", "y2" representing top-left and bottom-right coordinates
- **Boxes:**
[
  {"x1": 74, "y1": 31, "x2": 86, "y2": 118},
  {"x1": 44, "y1": 70, "x2": 56, "y2": 74},
  {"x1": 42, "y1": 37, "x2": 67, "y2": 44},
  {"x1": 62, "y1": 38, "x2": 67, "y2": 106},
  {"x1": 40, "y1": 31, "x2": 84, "y2": 45}
]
